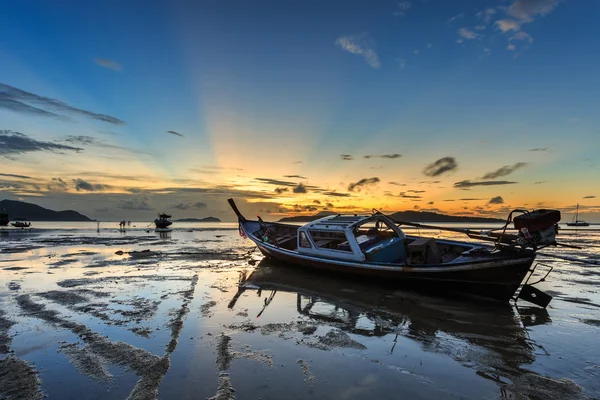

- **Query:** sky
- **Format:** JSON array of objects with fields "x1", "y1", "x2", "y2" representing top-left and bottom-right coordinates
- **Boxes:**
[{"x1": 1, "y1": 0, "x2": 599, "y2": 222}]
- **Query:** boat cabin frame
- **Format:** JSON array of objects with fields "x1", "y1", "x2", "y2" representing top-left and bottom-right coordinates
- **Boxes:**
[{"x1": 297, "y1": 214, "x2": 406, "y2": 263}]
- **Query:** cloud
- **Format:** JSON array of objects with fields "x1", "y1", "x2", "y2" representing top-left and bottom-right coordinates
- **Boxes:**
[
  {"x1": 335, "y1": 34, "x2": 381, "y2": 69},
  {"x1": 397, "y1": 58, "x2": 406, "y2": 69},
  {"x1": 459, "y1": 198, "x2": 485, "y2": 201},
  {"x1": 423, "y1": 157, "x2": 458, "y2": 177},
  {"x1": 511, "y1": 31, "x2": 534, "y2": 43},
  {"x1": 95, "y1": 207, "x2": 110, "y2": 213},
  {"x1": 407, "y1": 190, "x2": 425, "y2": 193},
  {"x1": 293, "y1": 183, "x2": 307, "y2": 194},
  {"x1": 507, "y1": 0, "x2": 561, "y2": 20},
  {"x1": 94, "y1": 58, "x2": 122, "y2": 71},
  {"x1": 348, "y1": 177, "x2": 380, "y2": 192},
  {"x1": 0, "y1": 173, "x2": 31, "y2": 179},
  {"x1": 489, "y1": 196, "x2": 505, "y2": 204},
  {"x1": 340, "y1": 154, "x2": 354, "y2": 161},
  {"x1": 388, "y1": 182, "x2": 407, "y2": 186},
  {"x1": 274, "y1": 187, "x2": 288, "y2": 194},
  {"x1": 256, "y1": 178, "x2": 296, "y2": 187},
  {"x1": 583, "y1": 196, "x2": 596, "y2": 199},
  {"x1": 313, "y1": 200, "x2": 321, "y2": 204},
  {"x1": 167, "y1": 130, "x2": 184, "y2": 137},
  {"x1": 73, "y1": 178, "x2": 110, "y2": 192},
  {"x1": 529, "y1": 147, "x2": 548, "y2": 152},
  {"x1": 326, "y1": 202, "x2": 334, "y2": 208},
  {"x1": 172, "y1": 201, "x2": 207, "y2": 210},
  {"x1": 363, "y1": 154, "x2": 401, "y2": 159},
  {"x1": 533, "y1": 181, "x2": 546, "y2": 184},
  {"x1": 454, "y1": 180, "x2": 517, "y2": 188},
  {"x1": 0, "y1": 130, "x2": 83, "y2": 157},
  {"x1": 0, "y1": 83, "x2": 124, "y2": 124},
  {"x1": 283, "y1": 175, "x2": 308, "y2": 179},
  {"x1": 323, "y1": 191, "x2": 351, "y2": 197},
  {"x1": 507, "y1": 44, "x2": 516, "y2": 50},
  {"x1": 399, "y1": 192, "x2": 422, "y2": 199},
  {"x1": 476, "y1": 8, "x2": 497, "y2": 23},
  {"x1": 118, "y1": 198, "x2": 153, "y2": 211},
  {"x1": 458, "y1": 28, "x2": 482, "y2": 40},
  {"x1": 447, "y1": 13, "x2": 464, "y2": 24},
  {"x1": 394, "y1": 1, "x2": 411, "y2": 17},
  {"x1": 495, "y1": 19, "x2": 522, "y2": 32},
  {"x1": 481, "y1": 162, "x2": 527, "y2": 179}
]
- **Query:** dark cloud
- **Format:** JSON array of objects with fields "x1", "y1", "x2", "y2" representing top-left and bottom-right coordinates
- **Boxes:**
[
  {"x1": 423, "y1": 157, "x2": 458, "y2": 177},
  {"x1": 388, "y1": 182, "x2": 407, "y2": 186},
  {"x1": 399, "y1": 192, "x2": 422, "y2": 199},
  {"x1": 407, "y1": 190, "x2": 425, "y2": 193},
  {"x1": 363, "y1": 154, "x2": 402, "y2": 159},
  {"x1": 0, "y1": 173, "x2": 31, "y2": 179},
  {"x1": 326, "y1": 202, "x2": 334, "y2": 207},
  {"x1": 313, "y1": 200, "x2": 321, "y2": 204},
  {"x1": 95, "y1": 207, "x2": 110, "y2": 213},
  {"x1": 534, "y1": 181, "x2": 546, "y2": 185},
  {"x1": 529, "y1": 147, "x2": 548, "y2": 152},
  {"x1": 74, "y1": 178, "x2": 110, "y2": 192},
  {"x1": 1, "y1": 130, "x2": 83, "y2": 157},
  {"x1": 167, "y1": 130, "x2": 184, "y2": 137},
  {"x1": 583, "y1": 195, "x2": 596, "y2": 199},
  {"x1": 274, "y1": 187, "x2": 288, "y2": 194},
  {"x1": 293, "y1": 161, "x2": 302, "y2": 164},
  {"x1": 65, "y1": 135, "x2": 97, "y2": 146},
  {"x1": 459, "y1": 198, "x2": 485, "y2": 201},
  {"x1": 427, "y1": 201, "x2": 434, "y2": 205},
  {"x1": 348, "y1": 177, "x2": 380, "y2": 192},
  {"x1": 283, "y1": 175, "x2": 308, "y2": 179},
  {"x1": 293, "y1": 183, "x2": 307, "y2": 193},
  {"x1": 489, "y1": 196, "x2": 504, "y2": 204},
  {"x1": 118, "y1": 198, "x2": 153, "y2": 211},
  {"x1": 323, "y1": 191, "x2": 351, "y2": 197},
  {"x1": 340, "y1": 154, "x2": 354, "y2": 161},
  {"x1": 256, "y1": 178, "x2": 296, "y2": 187},
  {"x1": 94, "y1": 58, "x2": 122, "y2": 71},
  {"x1": 0, "y1": 83, "x2": 125, "y2": 124},
  {"x1": 481, "y1": 162, "x2": 527, "y2": 179},
  {"x1": 173, "y1": 202, "x2": 206, "y2": 210},
  {"x1": 454, "y1": 180, "x2": 517, "y2": 188},
  {"x1": 127, "y1": 188, "x2": 143, "y2": 193},
  {"x1": 419, "y1": 180, "x2": 440, "y2": 184},
  {"x1": 47, "y1": 177, "x2": 68, "y2": 192}
]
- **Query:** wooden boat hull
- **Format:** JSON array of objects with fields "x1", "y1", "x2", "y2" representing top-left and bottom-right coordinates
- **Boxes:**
[{"x1": 252, "y1": 239, "x2": 533, "y2": 302}]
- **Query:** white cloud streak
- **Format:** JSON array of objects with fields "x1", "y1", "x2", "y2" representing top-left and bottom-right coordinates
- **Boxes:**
[{"x1": 335, "y1": 34, "x2": 381, "y2": 69}]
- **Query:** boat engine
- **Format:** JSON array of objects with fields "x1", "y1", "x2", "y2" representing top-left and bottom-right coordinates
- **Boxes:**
[{"x1": 513, "y1": 209, "x2": 561, "y2": 248}]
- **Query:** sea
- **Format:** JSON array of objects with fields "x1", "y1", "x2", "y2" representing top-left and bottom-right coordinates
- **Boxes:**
[{"x1": 0, "y1": 221, "x2": 599, "y2": 399}]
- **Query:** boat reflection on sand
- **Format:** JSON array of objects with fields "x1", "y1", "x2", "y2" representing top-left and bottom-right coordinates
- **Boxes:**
[{"x1": 231, "y1": 259, "x2": 552, "y2": 386}]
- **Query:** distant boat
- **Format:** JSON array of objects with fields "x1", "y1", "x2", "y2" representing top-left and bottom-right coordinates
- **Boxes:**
[
  {"x1": 566, "y1": 204, "x2": 589, "y2": 227},
  {"x1": 11, "y1": 221, "x2": 31, "y2": 228},
  {"x1": 154, "y1": 213, "x2": 173, "y2": 230}
]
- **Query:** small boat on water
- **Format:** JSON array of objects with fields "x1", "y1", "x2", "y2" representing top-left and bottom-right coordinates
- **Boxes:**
[
  {"x1": 11, "y1": 221, "x2": 31, "y2": 228},
  {"x1": 228, "y1": 199, "x2": 563, "y2": 306},
  {"x1": 566, "y1": 203, "x2": 589, "y2": 227},
  {"x1": 154, "y1": 213, "x2": 173, "y2": 231}
]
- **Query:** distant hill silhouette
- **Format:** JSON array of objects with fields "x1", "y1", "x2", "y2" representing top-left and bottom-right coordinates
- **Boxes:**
[
  {"x1": 279, "y1": 210, "x2": 503, "y2": 223},
  {"x1": 174, "y1": 217, "x2": 221, "y2": 222},
  {"x1": 0, "y1": 199, "x2": 92, "y2": 221}
]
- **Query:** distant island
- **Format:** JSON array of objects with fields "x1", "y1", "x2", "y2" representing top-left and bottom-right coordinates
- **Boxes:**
[
  {"x1": 0, "y1": 199, "x2": 92, "y2": 221},
  {"x1": 279, "y1": 210, "x2": 503, "y2": 224},
  {"x1": 174, "y1": 217, "x2": 221, "y2": 222}
]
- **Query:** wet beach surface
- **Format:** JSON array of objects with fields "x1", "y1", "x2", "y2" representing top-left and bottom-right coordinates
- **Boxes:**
[{"x1": 1, "y1": 223, "x2": 599, "y2": 399}]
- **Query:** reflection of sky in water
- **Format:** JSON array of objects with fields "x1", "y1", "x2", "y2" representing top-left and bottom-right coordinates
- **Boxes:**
[{"x1": 0, "y1": 222, "x2": 599, "y2": 399}]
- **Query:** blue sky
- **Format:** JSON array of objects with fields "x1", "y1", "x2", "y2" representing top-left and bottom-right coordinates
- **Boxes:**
[{"x1": 1, "y1": 0, "x2": 599, "y2": 220}]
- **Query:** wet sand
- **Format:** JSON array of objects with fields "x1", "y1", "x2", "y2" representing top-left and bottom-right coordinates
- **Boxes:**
[{"x1": 1, "y1": 224, "x2": 599, "y2": 399}]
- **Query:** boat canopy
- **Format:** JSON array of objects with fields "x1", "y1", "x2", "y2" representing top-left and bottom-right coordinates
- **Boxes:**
[
  {"x1": 158, "y1": 213, "x2": 172, "y2": 219},
  {"x1": 297, "y1": 214, "x2": 406, "y2": 262}
]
